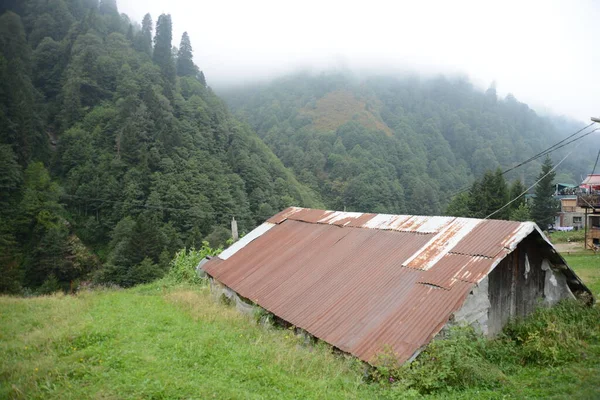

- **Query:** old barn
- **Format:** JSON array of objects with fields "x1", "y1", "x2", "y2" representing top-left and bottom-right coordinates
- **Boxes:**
[{"x1": 202, "y1": 207, "x2": 592, "y2": 364}]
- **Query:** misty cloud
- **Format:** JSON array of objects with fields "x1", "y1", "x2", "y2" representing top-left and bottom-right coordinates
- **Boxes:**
[{"x1": 118, "y1": 0, "x2": 600, "y2": 122}]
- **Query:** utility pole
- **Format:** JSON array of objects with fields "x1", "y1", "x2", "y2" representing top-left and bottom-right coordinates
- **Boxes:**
[
  {"x1": 583, "y1": 117, "x2": 600, "y2": 249},
  {"x1": 231, "y1": 217, "x2": 239, "y2": 242}
]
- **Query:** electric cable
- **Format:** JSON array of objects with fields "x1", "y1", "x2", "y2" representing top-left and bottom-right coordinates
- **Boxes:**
[
  {"x1": 484, "y1": 132, "x2": 591, "y2": 220},
  {"x1": 449, "y1": 124, "x2": 599, "y2": 197}
]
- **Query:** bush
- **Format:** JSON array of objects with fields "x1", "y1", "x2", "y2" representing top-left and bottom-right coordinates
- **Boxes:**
[
  {"x1": 372, "y1": 300, "x2": 600, "y2": 395},
  {"x1": 125, "y1": 258, "x2": 164, "y2": 287},
  {"x1": 500, "y1": 300, "x2": 600, "y2": 366},
  {"x1": 163, "y1": 242, "x2": 221, "y2": 285},
  {"x1": 371, "y1": 327, "x2": 506, "y2": 394}
]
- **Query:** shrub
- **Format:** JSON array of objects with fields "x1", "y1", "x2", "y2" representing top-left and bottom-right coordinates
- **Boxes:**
[
  {"x1": 500, "y1": 300, "x2": 600, "y2": 366},
  {"x1": 163, "y1": 242, "x2": 221, "y2": 285},
  {"x1": 371, "y1": 327, "x2": 505, "y2": 394},
  {"x1": 371, "y1": 299, "x2": 600, "y2": 395}
]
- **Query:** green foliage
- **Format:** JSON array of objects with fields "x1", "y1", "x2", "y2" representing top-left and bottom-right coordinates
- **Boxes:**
[
  {"x1": 509, "y1": 203, "x2": 531, "y2": 222},
  {"x1": 134, "y1": 13, "x2": 153, "y2": 56},
  {"x1": 153, "y1": 13, "x2": 175, "y2": 85},
  {"x1": 531, "y1": 156, "x2": 559, "y2": 229},
  {"x1": 0, "y1": 287, "x2": 383, "y2": 399},
  {"x1": 500, "y1": 300, "x2": 600, "y2": 366},
  {"x1": 467, "y1": 168, "x2": 509, "y2": 219},
  {"x1": 176, "y1": 32, "x2": 198, "y2": 77},
  {"x1": 371, "y1": 328, "x2": 505, "y2": 393},
  {"x1": 2, "y1": 262, "x2": 598, "y2": 399},
  {"x1": 446, "y1": 170, "x2": 533, "y2": 221},
  {"x1": 163, "y1": 244, "x2": 221, "y2": 285},
  {"x1": 0, "y1": 2, "x2": 320, "y2": 293},
  {"x1": 548, "y1": 229, "x2": 585, "y2": 243},
  {"x1": 223, "y1": 73, "x2": 599, "y2": 216},
  {"x1": 371, "y1": 299, "x2": 600, "y2": 396}
]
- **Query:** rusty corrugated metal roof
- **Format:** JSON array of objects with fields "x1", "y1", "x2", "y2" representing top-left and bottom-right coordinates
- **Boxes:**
[{"x1": 203, "y1": 207, "x2": 577, "y2": 364}]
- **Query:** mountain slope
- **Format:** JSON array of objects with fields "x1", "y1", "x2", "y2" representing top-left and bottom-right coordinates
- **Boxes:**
[
  {"x1": 0, "y1": 1, "x2": 320, "y2": 293},
  {"x1": 222, "y1": 72, "x2": 599, "y2": 215}
]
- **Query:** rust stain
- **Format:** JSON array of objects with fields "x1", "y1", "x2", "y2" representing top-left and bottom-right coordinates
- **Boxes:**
[{"x1": 203, "y1": 207, "x2": 556, "y2": 364}]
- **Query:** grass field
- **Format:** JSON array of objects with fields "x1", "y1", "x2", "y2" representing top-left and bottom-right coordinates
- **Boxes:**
[
  {"x1": 548, "y1": 229, "x2": 586, "y2": 243},
  {"x1": 1, "y1": 252, "x2": 599, "y2": 399}
]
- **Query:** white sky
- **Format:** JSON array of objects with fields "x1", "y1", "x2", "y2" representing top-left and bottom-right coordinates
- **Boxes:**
[{"x1": 118, "y1": 0, "x2": 600, "y2": 122}]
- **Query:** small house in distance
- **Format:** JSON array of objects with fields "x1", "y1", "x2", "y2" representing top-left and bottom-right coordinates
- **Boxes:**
[
  {"x1": 577, "y1": 174, "x2": 600, "y2": 249},
  {"x1": 202, "y1": 207, "x2": 592, "y2": 365}
]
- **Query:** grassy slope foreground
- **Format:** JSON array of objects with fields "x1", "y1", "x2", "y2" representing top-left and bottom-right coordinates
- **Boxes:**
[{"x1": 1, "y1": 253, "x2": 599, "y2": 399}]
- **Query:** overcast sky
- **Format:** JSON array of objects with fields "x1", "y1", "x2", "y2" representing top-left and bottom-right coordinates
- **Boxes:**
[{"x1": 119, "y1": 0, "x2": 599, "y2": 123}]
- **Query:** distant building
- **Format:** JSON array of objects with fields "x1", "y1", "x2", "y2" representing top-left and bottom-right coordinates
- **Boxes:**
[
  {"x1": 577, "y1": 174, "x2": 600, "y2": 249},
  {"x1": 556, "y1": 197, "x2": 585, "y2": 230},
  {"x1": 202, "y1": 207, "x2": 592, "y2": 365}
]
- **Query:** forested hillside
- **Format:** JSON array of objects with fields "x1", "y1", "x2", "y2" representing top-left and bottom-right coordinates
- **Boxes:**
[
  {"x1": 0, "y1": 0, "x2": 319, "y2": 293},
  {"x1": 222, "y1": 73, "x2": 599, "y2": 215}
]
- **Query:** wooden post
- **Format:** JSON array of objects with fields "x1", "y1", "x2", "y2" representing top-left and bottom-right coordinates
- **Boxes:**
[
  {"x1": 231, "y1": 217, "x2": 239, "y2": 242},
  {"x1": 584, "y1": 208, "x2": 588, "y2": 250}
]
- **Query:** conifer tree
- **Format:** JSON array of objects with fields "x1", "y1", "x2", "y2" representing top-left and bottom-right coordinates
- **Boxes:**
[
  {"x1": 153, "y1": 14, "x2": 175, "y2": 84},
  {"x1": 176, "y1": 32, "x2": 198, "y2": 77},
  {"x1": 467, "y1": 168, "x2": 509, "y2": 219},
  {"x1": 509, "y1": 178, "x2": 527, "y2": 210},
  {"x1": 531, "y1": 156, "x2": 558, "y2": 229},
  {"x1": 98, "y1": 0, "x2": 118, "y2": 15},
  {"x1": 135, "y1": 13, "x2": 153, "y2": 56}
]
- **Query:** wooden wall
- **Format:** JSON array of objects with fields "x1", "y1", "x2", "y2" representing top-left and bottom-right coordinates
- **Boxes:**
[{"x1": 487, "y1": 235, "x2": 546, "y2": 336}]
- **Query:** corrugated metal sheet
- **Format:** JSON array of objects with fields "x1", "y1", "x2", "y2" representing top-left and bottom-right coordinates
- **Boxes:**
[
  {"x1": 418, "y1": 251, "x2": 510, "y2": 289},
  {"x1": 202, "y1": 207, "x2": 568, "y2": 364},
  {"x1": 450, "y1": 219, "x2": 524, "y2": 258}
]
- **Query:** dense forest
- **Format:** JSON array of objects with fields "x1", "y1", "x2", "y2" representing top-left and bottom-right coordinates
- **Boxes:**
[
  {"x1": 221, "y1": 73, "x2": 599, "y2": 215},
  {"x1": 0, "y1": 0, "x2": 320, "y2": 293},
  {"x1": 1, "y1": 0, "x2": 596, "y2": 294}
]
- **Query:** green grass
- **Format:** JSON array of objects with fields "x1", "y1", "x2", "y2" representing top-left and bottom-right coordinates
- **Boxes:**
[
  {"x1": 0, "y1": 284, "x2": 384, "y2": 399},
  {"x1": 1, "y1": 252, "x2": 599, "y2": 399},
  {"x1": 548, "y1": 229, "x2": 585, "y2": 243},
  {"x1": 564, "y1": 251, "x2": 600, "y2": 297}
]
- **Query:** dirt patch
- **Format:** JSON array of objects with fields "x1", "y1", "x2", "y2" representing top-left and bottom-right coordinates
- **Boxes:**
[
  {"x1": 553, "y1": 241, "x2": 586, "y2": 254},
  {"x1": 301, "y1": 89, "x2": 393, "y2": 136}
]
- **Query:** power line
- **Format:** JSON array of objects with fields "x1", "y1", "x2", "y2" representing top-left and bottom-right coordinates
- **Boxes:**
[
  {"x1": 501, "y1": 122, "x2": 595, "y2": 175},
  {"x1": 590, "y1": 148, "x2": 600, "y2": 177},
  {"x1": 449, "y1": 123, "x2": 599, "y2": 198},
  {"x1": 501, "y1": 126, "x2": 598, "y2": 175},
  {"x1": 484, "y1": 134, "x2": 589, "y2": 220}
]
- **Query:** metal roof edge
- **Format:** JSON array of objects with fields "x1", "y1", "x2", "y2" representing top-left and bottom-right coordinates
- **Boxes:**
[
  {"x1": 217, "y1": 222, "x2": 276, "y2": 260},
  {"x1": 531, "y1": 224, "x2": 594, "y2": 302}
]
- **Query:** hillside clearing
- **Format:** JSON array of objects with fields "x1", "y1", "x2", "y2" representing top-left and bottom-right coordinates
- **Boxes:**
[{"x1": 1, "y1": 253, "x2": 598, "y2": 399}]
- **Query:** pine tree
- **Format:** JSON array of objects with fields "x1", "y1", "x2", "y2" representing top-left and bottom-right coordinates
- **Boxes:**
[
  {"x1": 176, "y1": 32, "x2": 198, "y2": 77},
  {"x1": 134, "y1": 13, "x2": 152, "y2": 56},
  {"x1": 531, "y1": 156, "x2": 558, "y2": 229},
  {"x1": 467, "y1": 168, "x2": 509, "y2": 219},
  {"x1": 0, "y1": 12, "x2": 44, "y2": 164},
  {"x1": 508, "y1": 178, "x2": 527, "y2": 210},
  {"x1": 98, "y1": 0, "x2": 118, "y2": 15},
  {"x1": 153, "y1": 14, "x2": 175, "y2": 84}
]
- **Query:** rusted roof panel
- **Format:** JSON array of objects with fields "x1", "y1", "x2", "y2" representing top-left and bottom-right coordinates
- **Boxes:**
[
  {"x1": 286, "y1": 208, "x2": 335, "y2": 224},
  {"x1": 449, "y1": 219, "x2": 523, "y2": 258},
  {"x1": 352, "y1": 281, "x2": 473, "y2": 362},
  {"x1": 403, "y1": 218, "x2": 481, "y2": 270},
  {"x1": 417, "y1": 252, "x2": 509, "y2": 289},
  {"x1": 266, "y1": 206, "x2": 302, "y2": 224},
  {"x1": 202, "y1": 207, "x2": 573, "y2": 365},
  {"x1": 204, "y1": 219, "x2": 445, "y2": 362}
]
